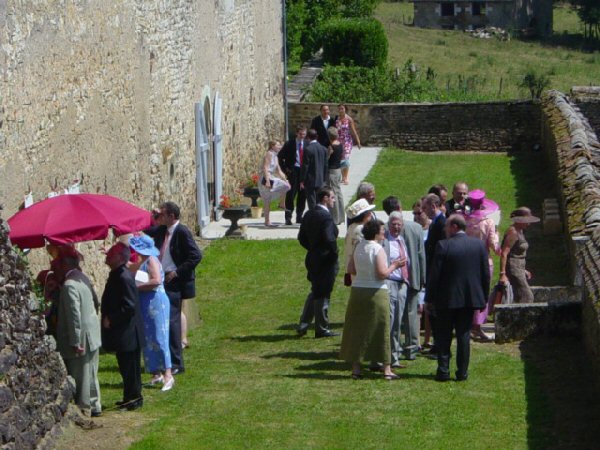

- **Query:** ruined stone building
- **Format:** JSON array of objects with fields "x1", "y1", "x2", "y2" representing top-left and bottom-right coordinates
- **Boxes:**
[
  {"x1": 412, "y1": 0, "x2": 553, "y2": 36},
  {"x1": 0, "y1": 0, "x2": 285, "y2": 239}
]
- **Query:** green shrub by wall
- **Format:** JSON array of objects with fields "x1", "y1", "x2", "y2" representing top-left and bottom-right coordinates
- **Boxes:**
[{"x1": 320, "y1": 18, "x2": 388, "y2": 68}]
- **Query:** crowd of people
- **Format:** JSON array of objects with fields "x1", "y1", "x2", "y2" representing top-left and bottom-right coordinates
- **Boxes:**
[
  {"x1": 259, "y1": 104, "x2": 362, "y2": 227},
  {"x1": 296, "y1": 178, "x2": 539, "y2": 382},
  {"x1": 37, "y1": 201, "x2": 201, "y2": 417}
]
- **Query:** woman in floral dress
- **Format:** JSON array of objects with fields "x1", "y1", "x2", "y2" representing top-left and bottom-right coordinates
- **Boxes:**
[{"x1": 336, "y1": 104, "x2": 361, "y2": 185}]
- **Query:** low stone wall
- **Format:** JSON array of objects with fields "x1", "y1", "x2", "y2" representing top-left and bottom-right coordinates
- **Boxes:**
[
  {"x1": 0, "y1": 219, "x2": 72, "y2": 449},
  {"x1": 531, "y1": 286, "x2": 582, "y2": 303},
  {"x1": 495, "y1": 301, "x2": 582, "y2": 343},
  {"x1": 572, "y1": 86, "x2": 600, "y2": 138},
  {"x1": 540, "y1": 88, "x2": 600, "y2": 391},
  {"x1": 288, "y1": 100, "x2": 540, "y2": 151}
]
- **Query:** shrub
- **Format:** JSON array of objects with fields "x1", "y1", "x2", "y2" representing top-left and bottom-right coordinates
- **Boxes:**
[
  {"x1": 519, "y1": 69, "x2": 551, "y2": 99},
  {"x1": 320, "y1": 18, "x2": 388, "y2": 68}
]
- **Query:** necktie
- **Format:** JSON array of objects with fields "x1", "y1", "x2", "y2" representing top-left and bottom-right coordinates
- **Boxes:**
[
  {"x1": 398, "y1": 238, "x2": 409, "y2": 282},
  {"x1": 159, "y1": 231, "x2": 170, "y2": 262}
]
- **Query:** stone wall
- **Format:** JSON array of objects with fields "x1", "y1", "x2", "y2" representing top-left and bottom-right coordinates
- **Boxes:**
[
  {"x1": 572, "y1": 86, "x2": 600, "y2": 138},
  {"x1": 0, "y1": 217, "x2": 73, "y2": 449},
  {"x1": 540, "y1": 89, "x2": 600, "y2": 391},
  {"x1": 288, "y1": 100, "x2": 540, "y2": 151},
  {"x1": 0, "y1": 0, "x2": 284, "y2": 279}
]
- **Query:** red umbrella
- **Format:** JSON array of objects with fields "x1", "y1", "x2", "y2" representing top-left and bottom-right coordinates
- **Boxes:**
[{"x1": 7, "y1": 194, "x2": 152, "y2": 249}]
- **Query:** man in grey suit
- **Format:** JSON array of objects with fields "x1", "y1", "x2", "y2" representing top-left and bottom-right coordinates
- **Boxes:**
[
  {"x1": 55, "y1": 249, "x2": 102, "y2": 417},
  {"x1": 300, "y1": 129, "x2": 329, "y2": 211},
  {"x1": 425, "y1": 214, "x2": 490, "y2": 382},
  {"x1": 382, "y1": 205, "x2": 426, "y2": 366}
]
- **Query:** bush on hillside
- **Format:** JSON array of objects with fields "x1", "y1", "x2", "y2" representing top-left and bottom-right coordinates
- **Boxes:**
[{"x1": 320, "y1": 18, "x2": 388, "y2": 68}]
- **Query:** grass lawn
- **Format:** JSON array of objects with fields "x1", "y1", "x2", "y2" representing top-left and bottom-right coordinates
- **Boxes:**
[
  {"x1": 85, "y1": 152, "x2": 581, "y2": 448},
  {"x1": 375, "y1": 2, "x2": 600, "y2": 100},
  {"x1": 93, "y1": 239, "x2": 600, "y2": 449},
  {"x1": 363, "y1": 148, "x2": 569, "y2": 285}
]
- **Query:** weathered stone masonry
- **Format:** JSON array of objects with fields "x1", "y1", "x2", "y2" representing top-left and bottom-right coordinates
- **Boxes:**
[
  {"x1": 288, "y1": 100, "x2": 540, "y2": 152},
  {"x1": 0, "y1": 218, "x2": 73, "y2": 449}
]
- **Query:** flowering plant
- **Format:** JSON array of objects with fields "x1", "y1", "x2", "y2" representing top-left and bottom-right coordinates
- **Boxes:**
[
  {"x1": 242, "y1": 173, "x2": 260, "y2": 189},
  {"x1": 219, "y1": 195, "x2": 233, "y2": 208},
  {"x1": 219, "y1": 191, "x2": 244, "y2": 208}
]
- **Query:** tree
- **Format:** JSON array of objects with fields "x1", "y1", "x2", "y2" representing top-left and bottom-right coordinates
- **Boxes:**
[{"x1": 571, "y1": 0, "x2": 600, "y2": 40}]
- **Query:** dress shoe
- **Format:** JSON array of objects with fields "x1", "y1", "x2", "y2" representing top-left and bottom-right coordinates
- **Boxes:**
[
  {"x1": 172, "y1": 368, "x2": 185, "y2": 375},
  {"x1": 148, "y1": 374, "x2": 164, "y2": 386},
  {"x1": 315, "y1": 331, "x2": 339, "y2": 338},
  {"x1": 296, "y1": 328, "x2": 307, "y2": 337},
  {"x1": 115, "y1": 400, "x2": 125, "y2": 406},
  {"x1": 285, "y1": 219, "x2": 293, "y2": 226},
  {"x1": 295, "y1": 217, "x2": 303, "y2": 224},
  {"x1": 391, "y1": 362, "x2": 408, "y2": 369},
  {"x1": 120, "y1": 398, "x2": 143, "y2": 411},
  {"x1": 455, "y1": 372, "x2": 469, "y2": 382},
  {"x1": 435, "y1": 372, "x2": 451, "y2": 382},
  {"x1": 91, "y1": 410, "x2": 102, "y2": 418}
]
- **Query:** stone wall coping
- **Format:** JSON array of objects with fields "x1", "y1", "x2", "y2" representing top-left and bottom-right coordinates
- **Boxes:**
[{"x1": 290, "y1": 99, "x2": 535, "y2": 108}]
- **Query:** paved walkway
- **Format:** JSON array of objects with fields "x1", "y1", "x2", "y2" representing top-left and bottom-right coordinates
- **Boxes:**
[{"x1": 202, "y1": 147, "x2": 389, "y2": 240}]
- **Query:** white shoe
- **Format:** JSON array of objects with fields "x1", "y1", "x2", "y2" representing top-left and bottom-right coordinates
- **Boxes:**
[
  {"x1": 149, "y1": 375, "x2": 164, "y2": 386},
  {"x1": 161, "y1": 376, "x2": 175, "y2": 392}
]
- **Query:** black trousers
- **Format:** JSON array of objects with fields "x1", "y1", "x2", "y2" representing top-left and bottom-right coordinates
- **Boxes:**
[
  {"x1": 435, "y1": 308, "x2": 474, "y2": 378},
  {"x1": 285, "y1": 166, "x2": 306, "y2": 221},
  {"x1": 116, "y1": 348, "x2": 142, "y2": 402},
  {"x1": 165, "y1": 284, "x2": 184, "y2": 372},
  {"x1": 298, "y1": 262, "x2": 338, "y2": 336}
]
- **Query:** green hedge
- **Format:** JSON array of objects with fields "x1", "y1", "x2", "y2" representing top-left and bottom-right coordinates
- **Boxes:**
[{"x1": 320, "y1": 18, "x2": 388, "y2": 68}]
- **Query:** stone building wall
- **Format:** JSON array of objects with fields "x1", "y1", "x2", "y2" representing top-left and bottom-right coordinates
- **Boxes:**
[
  {"x1": 0, "y1": 217, "x2": 73, "y2": 449},
  {"x1": 0, "y1": 0, "x2": 284, "y2": 280},
  {"x1": 288, "y1": 100, "x2": 540, "y2": 151}
]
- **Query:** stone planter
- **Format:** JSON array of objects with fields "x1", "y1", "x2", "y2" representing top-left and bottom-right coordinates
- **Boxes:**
[
  {"x1": 220, "y1": 206, "x2": 250, "y2": 237},
  {"x1": 243, "y1": 187, "x2": 261, "y2": 207},
  {"x1": 250, "y1": 206, "x2": 263, "y2": 219}
]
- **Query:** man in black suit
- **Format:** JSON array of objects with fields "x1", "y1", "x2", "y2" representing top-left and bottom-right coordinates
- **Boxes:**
[
  {"x1": 101, "y1": 243, "x2": 145, "y2": 410},
  {"x1": 422, "y1": 193, "x2": 447, "y2": 356},
  {"x1": 297, "y1": 187, "x2": 339, "y2": 338},
  {"x1": 278, "y1": 125, "x2": 308, "y2": 225},
  {"x1": 445, "y1": 181, "x2": 469, "y2": 217},
  {"x1": 149, "y1": 201, "x2": 202, "y2": 374},
  {"x1": 425, "y1": 214, "x2": 490, "y2": 382},
  {"x1": 310, "y1": 104, "x2": 334, "y2": 147},
  {"x1": 300, "y1": 129, "x2": 329, "y2": 210}
]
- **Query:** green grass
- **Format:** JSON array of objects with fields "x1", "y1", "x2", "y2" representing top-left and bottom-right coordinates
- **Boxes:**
[
  {"x1": 375, "y1": 2, "x2": 599, "y2": 99},
  {"x1": 364, "y1": 149, "x2": 568, "y2": 285},
  {"x1": 92, "y1": 237, "x2": 600, "y2": 449}
]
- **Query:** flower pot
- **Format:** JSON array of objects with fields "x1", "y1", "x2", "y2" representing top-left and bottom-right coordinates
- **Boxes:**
[
  {"x1": 250, "y1": 206, "x2": 263, "y2": 219},
  {"x1": 220, "y1": 206, "x2": 251, "y2": 237},
  {"x1": 243, "y1": 187, "x2": 261, "y2": 207}
]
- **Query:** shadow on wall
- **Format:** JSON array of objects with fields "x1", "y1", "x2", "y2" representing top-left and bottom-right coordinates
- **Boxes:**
[
  {"x1": 508, "y1": 149, "x2": 569, "y2": 286},
  {"x1": 520, "y1": 335, "x2": 600, "y2": 449}
]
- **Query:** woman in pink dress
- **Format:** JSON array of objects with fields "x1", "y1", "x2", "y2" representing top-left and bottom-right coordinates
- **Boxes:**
[
  {"x1": 336, "y1": 104, "x2": 361, "y2": 185},
  {"x1": 462, "y1": 189, "x2": 500, "y2": 341}
]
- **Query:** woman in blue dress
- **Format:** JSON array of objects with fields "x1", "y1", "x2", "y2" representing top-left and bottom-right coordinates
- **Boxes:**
[{"x1": 129, "y1": 235, "x2": 174, "y2": 392}]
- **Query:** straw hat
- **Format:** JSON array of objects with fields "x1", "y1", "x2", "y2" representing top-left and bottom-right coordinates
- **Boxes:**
[
  {"x1": 510, "y1": 207, "x2": 540, "y2": 224},
  {"x1": 346, "y1": 199, "x2": 375, "y2": 219}
]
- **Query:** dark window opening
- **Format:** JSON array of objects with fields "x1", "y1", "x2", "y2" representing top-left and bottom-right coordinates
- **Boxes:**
[
  {"x1": 472, "y1": 2, "x2": 486, "y2": 16},
  {"x1": 441, "y1": 2, "x2": 455, "y2": 16}
]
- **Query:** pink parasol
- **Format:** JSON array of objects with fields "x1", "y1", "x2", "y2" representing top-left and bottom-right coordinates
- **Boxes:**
[{"x1": 7, "y1": 194, "x2": 152, "y2": 249}]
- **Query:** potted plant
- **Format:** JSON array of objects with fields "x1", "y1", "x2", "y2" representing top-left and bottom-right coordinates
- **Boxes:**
[
  {"x1": 242, "y1": 173, "x2": 261, "y2": 207},
  {"x1": 218, "y1": 194, "x2": 250, "y2": 237}
]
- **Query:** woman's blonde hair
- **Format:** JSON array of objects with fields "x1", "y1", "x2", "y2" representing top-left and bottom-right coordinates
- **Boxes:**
[{"x1": 327, "y1": 126, "x2": 338, "y2": 140}]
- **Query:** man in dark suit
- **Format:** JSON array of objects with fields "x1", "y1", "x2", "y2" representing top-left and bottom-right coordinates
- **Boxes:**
[
  {"x1": 300, "y1": 129, "x2": 329, "y2": 210},
  {"x1": 425, "y1": 214, "x2": 490, "y2": 382},
  {"x1": 278, "y1": 125, "x2": 308, "y2": 225},
  {"x1": 148, "y1": 201, "x2": 202, "y2": 374},
  {"x1": 101, "y1": 243, "x2": 145, "y2": 410},
  {"x1": 445, "y1": 181, "x2": 469, "y2": 217},
  {"x1": 297, "y1": 187, "x2": 339, "y2": 338},
  {"x1": 309, "y1": 104, "x2": 334, "y2": 147},
  {"x1": 422, "y1": 193, "x2": 447, "y2": 356}
]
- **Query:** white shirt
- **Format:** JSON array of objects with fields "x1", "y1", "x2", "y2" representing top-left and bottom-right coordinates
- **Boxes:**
[
  {"x1": 160, "y1": 221, "x2": 179, "y2": 273},
  {"x1": 388, "y1": 234, "x2": 410, "y2": 282}
]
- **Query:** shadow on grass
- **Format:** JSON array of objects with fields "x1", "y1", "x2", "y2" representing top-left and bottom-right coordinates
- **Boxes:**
[
  {"x1": 508, "y1": 150, "x2": 570, "y2": 286},
  {"x1": 534, "y1": 32, "x2": 600, "y2": 52},
  {"x1": 521, "y1": 335, "x2": 600, "y2": 449},
  {"x1": 230, "y1": 334, "x2": 300, "y2": 343},
  {"x1": 263, "y1": 351, "x2": 339, "y2": 360},
  {"x1": 277, "y1": 322, "x2": 344, "y2": 331}
]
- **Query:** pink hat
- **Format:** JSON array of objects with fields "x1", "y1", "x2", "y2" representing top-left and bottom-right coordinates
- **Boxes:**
[{"x1": 465, "y1": 189, "x2": 499, "y2": 219}]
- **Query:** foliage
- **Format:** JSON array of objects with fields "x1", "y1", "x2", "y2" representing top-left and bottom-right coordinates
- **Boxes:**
[
  {"x1": 373, "y1": 2, "x2": 599, "y2": 100},
  {"x1": 285, "y1": 0, "x2": 308, "y2": 73},
  {"x1": 519, "y1": 69, "x2": 551, "y2": 99},
  {"x1": 342, "y1": 0, "x2": 382, "y2": 17},
  {"x1": 320, "y1": 18, "x2": 388, "y2": 68},
  {"x1": 570, "y1": 0, "x2": 600, "y2": 39},
  {"x1": 306, "y1": 60, "x2": 497, "y2": 103},
  {"x1": 241, "y1": 173, "x2": 260, "y2": 189}
]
